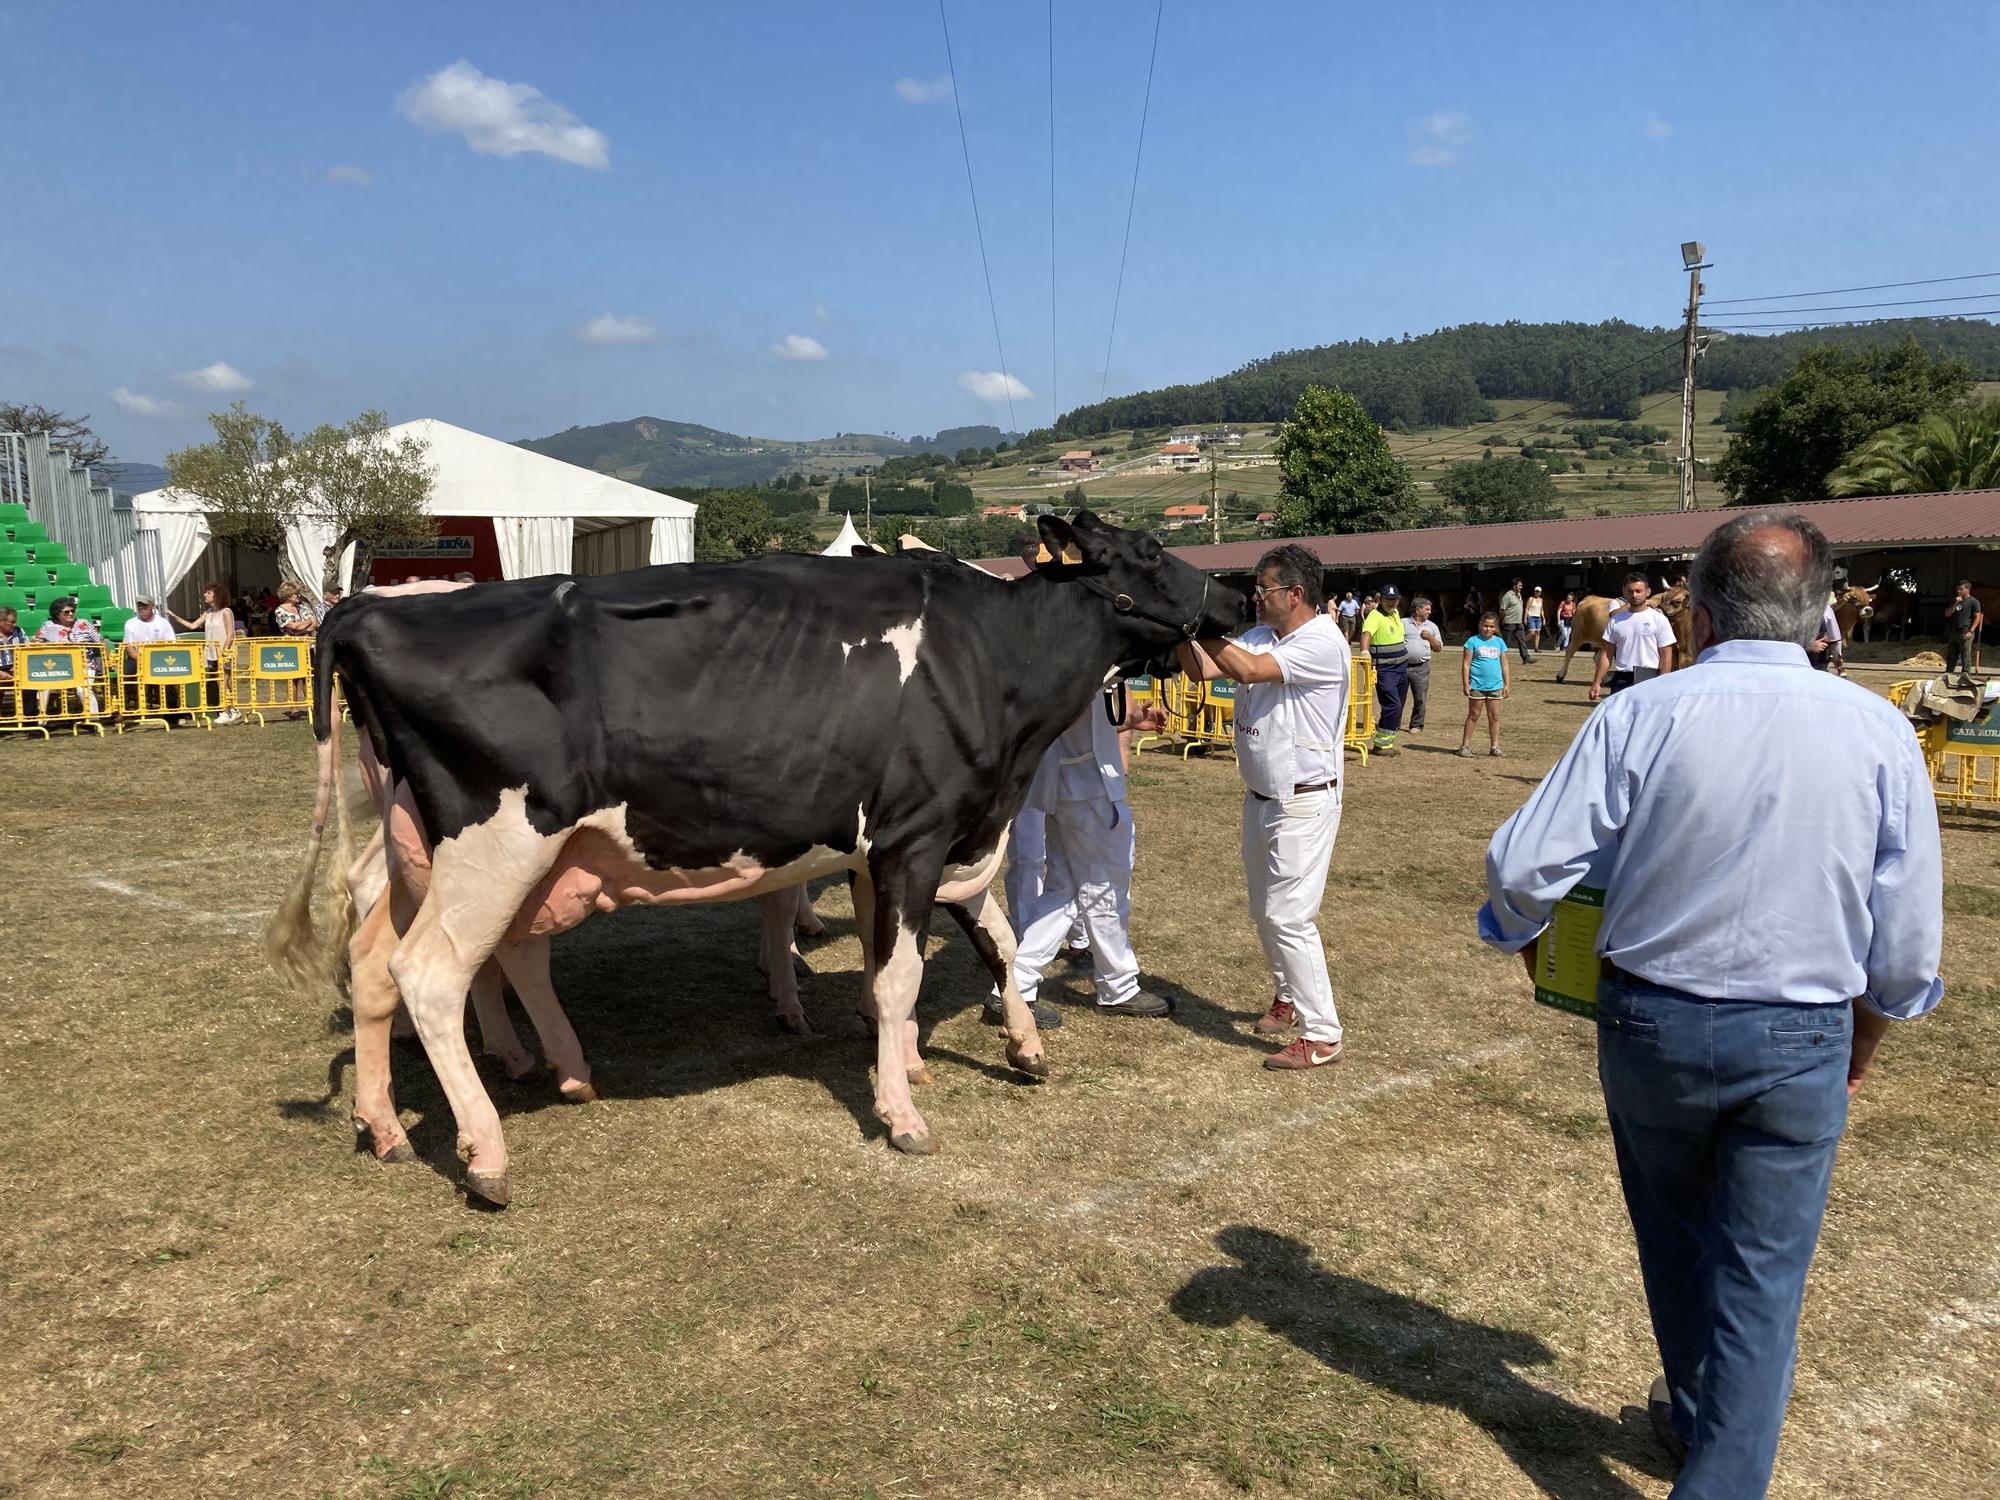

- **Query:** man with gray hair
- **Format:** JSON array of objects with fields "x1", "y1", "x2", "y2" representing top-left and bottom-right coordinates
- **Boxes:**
[
  {"x1": 1476, "y1": 508, "x2": 1943, "y2": 1498},
  {"x1": 1180, "y1": 543, "x2": 1352, "y2": 1071}
]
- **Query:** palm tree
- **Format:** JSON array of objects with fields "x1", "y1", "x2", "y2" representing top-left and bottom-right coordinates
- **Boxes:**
[{"x1": 1829, "y1": 401, "x2": 2000, "y2": 496}]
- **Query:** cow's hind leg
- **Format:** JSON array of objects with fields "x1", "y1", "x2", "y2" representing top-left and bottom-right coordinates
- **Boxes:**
[
  {"x1": 946, "y1": 892, "x2": 1048, "y2": 1081},
  {"x1": 492, "y1": 935, "x2": 597, "y2": 1103},
  {"x1": 349, "y1": 895, "x2": 413, "y2": 1162},
  {"x1": 388, "y1": 826, "x2": 557, "y2": 1208},
  {"x1": 791, "y1": 881, "x2": 826, "y2": 939},
  {"x1": 866, "y1": 850, "x2": 947, "y2": 1154}
]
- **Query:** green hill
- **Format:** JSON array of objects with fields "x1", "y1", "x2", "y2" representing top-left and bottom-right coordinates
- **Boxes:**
[
  {"x1": 517, "y1": 417, "x2": 920, "y2": 490},
  {"x1": 1052, "y1": 317, "x2": 2000, "y2": 437}
]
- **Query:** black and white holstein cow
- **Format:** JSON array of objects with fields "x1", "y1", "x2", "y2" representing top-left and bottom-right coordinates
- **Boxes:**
[{"x1": 271, "y1": 510, "x2": 1242, "y2": 1205}]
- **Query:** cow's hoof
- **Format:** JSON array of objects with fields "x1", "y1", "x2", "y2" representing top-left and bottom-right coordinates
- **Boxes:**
[
  {"x1": 464, "y1": 1168, "x2": 511, "y2": 1207},
  {"x1": 496, "y1": 1057, "x2": 546, "y2": 1083},
  {"x1": 775, "y1": 1012, "x2": 812, "y2": 1036},
  {"x1": 379, "y1": 1139, "x2": 416, "y2": 1164},
  {"x1": 908, "y1": 1064, "x2": 934, "y2": 1086},
  {"x1": 790, "y1": 952, "x2": 811, "y2": 978},
  {"x1": 558, "y1": 1081, "x2": 600, "y2": 1104},
  {"x1": 889, "y1": 1129, "x2": 938, "y2": 1157},
  {"x1": 1006, "y1": 1044, "x2": 1050, "y2": 1080},
  {"x1": 852, "y1": 1009, "x2": 878, "y2": 1037}
]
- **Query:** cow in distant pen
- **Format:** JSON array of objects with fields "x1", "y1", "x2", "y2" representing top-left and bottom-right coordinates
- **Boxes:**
[{"x1": 270, "y1": 511, "x2": 1243, "y2": 1205}]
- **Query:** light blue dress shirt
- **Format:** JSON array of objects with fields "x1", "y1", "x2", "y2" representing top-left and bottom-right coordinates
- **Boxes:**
[{"x1": 1478, "y1": 639, "x2": 1944, "y2": 1019}]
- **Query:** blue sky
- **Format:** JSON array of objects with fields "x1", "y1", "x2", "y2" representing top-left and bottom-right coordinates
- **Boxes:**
[{"x1": 3, "y1": 1, "x2": 1997, "y2": 465}]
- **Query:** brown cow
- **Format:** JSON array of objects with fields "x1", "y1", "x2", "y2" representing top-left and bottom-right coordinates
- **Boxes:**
[
  {"x1": 1555, "y1": 586, "x2": 1692, "y2": 683},
  {"x1": 1832, "y1": 581, "x2": 1909, "y2": 645}
]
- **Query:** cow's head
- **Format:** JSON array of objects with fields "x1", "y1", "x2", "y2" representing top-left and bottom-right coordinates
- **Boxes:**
[{"x1": 1032, "y1": 509, "x2": 1246, "y2": 649}]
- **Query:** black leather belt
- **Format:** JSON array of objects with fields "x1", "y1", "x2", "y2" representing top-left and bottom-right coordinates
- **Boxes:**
[{"x1": 1251, "y1": 780, "x2": 1335, "y2": 802}]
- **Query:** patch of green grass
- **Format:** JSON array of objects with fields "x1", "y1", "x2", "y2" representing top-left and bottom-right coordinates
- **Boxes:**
[
  {"x1": 144, "y1": 1246, "x2": 193, "y2": 1266},
  {"x1": 1944, "y1": 883, "x2": 2000, "y2": 918},
  {"x1": 68, "y1": 1430, "x2": 141, "y2": 1464}
]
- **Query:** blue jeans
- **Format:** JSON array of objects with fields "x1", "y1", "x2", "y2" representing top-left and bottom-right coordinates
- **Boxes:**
[{"x1": 1596, "y1": 977, "x2": 1850, "y2": 1500}]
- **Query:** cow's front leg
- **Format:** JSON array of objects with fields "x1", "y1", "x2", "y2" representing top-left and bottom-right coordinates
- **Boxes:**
[
  {"x1": 492, "y1": 935, "x2": 596, "y2": 1102},
  {"x1": 866, "y1": 852, "x2": 944, "y2": 1154},
  {"x1": 468, "y1": 958, "x2": 540, "y2": 1080},
  {"x1": 756, "y1": 890, "x2": 811, "y2": 1034}
]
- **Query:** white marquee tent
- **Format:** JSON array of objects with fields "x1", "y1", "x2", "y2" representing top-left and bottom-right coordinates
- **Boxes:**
[
  {"x1": 129, "y1": 418, "x2": 697, "y2": 596},
  {"x1": 820, "y1": 512, "x2": 867, "y2": 557}
]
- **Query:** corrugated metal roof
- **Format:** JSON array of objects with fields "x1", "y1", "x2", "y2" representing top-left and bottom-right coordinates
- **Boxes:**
[{"x1": 973, "y1": 490, "x2": 2000, "y2": 577}]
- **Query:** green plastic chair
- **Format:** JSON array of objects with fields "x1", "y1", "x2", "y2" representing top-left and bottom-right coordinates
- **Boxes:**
[
  {"x1": 0, "y1": 502, "x2": 28, "y2": 525},
  {"x1": 17, "y1": 610, "x2": 47, "y2": 637},
  {"x1": 75, "y1": 584, "x2": 114, "y2": 609},
  {"x1": 28, "y1": 542, "x2": 69, "y2": 568},
  {"x1": 97, "y1": 605, "x2": 135, "y2": 630},
  {"x1": 0, "y1": 587, "x2": 27, "y2": 612},
  {"x1": 51, "y1": 564, "x2": 92, "y2": 589},
  {"x1": 11, "y1": 523, "x2": 49, "y2": 547}
]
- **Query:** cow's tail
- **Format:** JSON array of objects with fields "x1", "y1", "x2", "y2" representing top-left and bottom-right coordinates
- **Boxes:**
[{"x1": 265, "y1": 632, "x2": 351, "y2": 989}]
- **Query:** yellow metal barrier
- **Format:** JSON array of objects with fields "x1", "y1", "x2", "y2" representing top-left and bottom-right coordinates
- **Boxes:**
[
  {"x1": 234, "y1": 637, "x2": 313, "y2": 725},
  {"x1": 1888, "y1": 677, "x2": 2000, "y2": 811},
  {"x1": 1, "y1": 644, "x2": 108, "y2": 737},
  {"x1": 124, "y1": 642, "x2": 217, "y2": 731},
  {"x1": 1346, "y1": 656, "x2": 1378, "y2": 765}
]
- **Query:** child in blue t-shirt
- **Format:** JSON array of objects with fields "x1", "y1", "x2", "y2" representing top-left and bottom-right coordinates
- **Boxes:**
[{"x1": 1459, "y1": 611, "x2": 1511, "y2": 758}]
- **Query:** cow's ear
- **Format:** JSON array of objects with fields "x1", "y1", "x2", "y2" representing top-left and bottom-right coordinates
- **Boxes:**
[{"x1": 1034, "y1": 514, "x2": 1084, "y2": 568}]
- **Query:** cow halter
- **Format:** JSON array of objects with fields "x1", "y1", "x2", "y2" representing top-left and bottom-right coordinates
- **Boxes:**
[{"x1": 1077, "y1": 568, "x2": 1213, "y2": 640}]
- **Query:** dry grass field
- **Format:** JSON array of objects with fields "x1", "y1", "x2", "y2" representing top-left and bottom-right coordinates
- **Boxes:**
[{"x1": 2, "y1": 661, "x2": 1996, "y2": 1498}]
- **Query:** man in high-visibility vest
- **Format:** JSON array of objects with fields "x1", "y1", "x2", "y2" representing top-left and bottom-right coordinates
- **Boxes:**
[{"x1": 1359, "y1": 583, "x2": 1409, "y2": 754}]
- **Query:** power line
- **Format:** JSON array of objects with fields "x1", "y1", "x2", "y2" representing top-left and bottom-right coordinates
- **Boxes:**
[
  {"x1": 1695, "y1": 291, "x2": 2000, "y2": 318},
  {"x1": 1706, "y1": 270, "x2": 2000, "y2": 307},
  {"x1": 1706, "y1": 309, "x2": 2000, "y2": 332},
  {"x1": 1047, "y1": 0, "x2": 1057, "y2": 431},
  {"x1": 938, "y1": 0, "x2": 1017, "y2": 432},
  {"x1": 1100, "y1": 0, "x2": 1164, "y2": 404}
]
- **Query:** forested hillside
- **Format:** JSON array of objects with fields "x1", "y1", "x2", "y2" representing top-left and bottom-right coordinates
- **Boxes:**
[{"x1": 1052, "y1": 318, "x2": 2000, "y2": 436}]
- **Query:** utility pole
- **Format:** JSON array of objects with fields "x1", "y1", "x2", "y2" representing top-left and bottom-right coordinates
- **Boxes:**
[
  {"x1": 863, "y1": 472, "x2": 872, "y2": 537},
  {"x1": 1208, "y1": 445, "x2": 1221, "y2": 545},
  {"x1": 1677, "y1": 241, "x2": 1710, "y2": 513}
]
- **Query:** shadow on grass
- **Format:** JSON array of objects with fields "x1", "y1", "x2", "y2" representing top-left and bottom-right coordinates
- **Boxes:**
[
  {"x1": 274, "y1": 889, "x2": 1138, "y2": 1190},
  {"x1": 1170, "y1": 1227, "x2": 1672, "y2": 1500}
]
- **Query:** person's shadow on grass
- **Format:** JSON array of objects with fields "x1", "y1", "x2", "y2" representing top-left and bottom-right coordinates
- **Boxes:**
[{"x1": 1169, "y1": 1227, "x2": 1670, "y2": 1500}]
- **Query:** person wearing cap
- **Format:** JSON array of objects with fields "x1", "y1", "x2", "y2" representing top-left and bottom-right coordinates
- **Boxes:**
[
  {"x1": 1358, "y1": 584, "x2": 1409, "y2": 755},
  {"x1": 1524, "y1": 586, "x2": 1546, "y2": 653},
  {"x1": 318, "y1": 584, "x2": 343, "y2": 622},
  {"x1": 121, "y1": 595, "x2": 177, "y2": 716}
]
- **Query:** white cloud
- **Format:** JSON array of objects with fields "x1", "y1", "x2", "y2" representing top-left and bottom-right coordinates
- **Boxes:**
[
  {"x1": 957, "y1": 370, "x2": 1033, "y2": 403},
  {"x1": 110, "y1": 387, "x2": 178, "y2": 418},
  {"x1": 770, "y1": 333, "x2": 830, "y2": 362},
  {"x1": 325, "y1": 164, "x2": 374, "y2": 186},
  {"x1": 896, "y1": 75, "x2": 954, "y2": 104},
  {"x1": 1645, "y1": 113, "x2": 1674, "y2": 141},
  {"x1": 1409, "y1": 110, "x2": 1472, "y2": 166},
  {"x1": 398, "y1": 60, "x2": 610, "y2": 169},
  {"x1": 175, "y1": 361, "x2": 254, "y2": 394},
  {"x1": 576, "y1": 314, "x2": 660, "y2": 346}
]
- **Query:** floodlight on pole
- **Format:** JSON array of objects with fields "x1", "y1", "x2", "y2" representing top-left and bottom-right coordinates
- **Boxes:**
[{"x1": 1676, "y1": 239, "x2": 1710, "y2": 511}]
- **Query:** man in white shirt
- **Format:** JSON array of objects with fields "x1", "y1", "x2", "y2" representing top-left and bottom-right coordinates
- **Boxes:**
[
  {"x1": 1178, "y1": 544, "x2": 1352, "y2": 1072},
  {"x1": 1591, "y1": 571, "x2": 1678, "y2": 700},
  {"x1": 1009, "y1": 687, "x2": 1172, "y2": 1022},
  {"x1": 120, "y1": 594, "x2": 177, "y2": 716}
]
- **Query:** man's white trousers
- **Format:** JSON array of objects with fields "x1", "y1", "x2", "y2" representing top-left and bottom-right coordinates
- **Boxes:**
[
  {"x1": 1011, "y1": 796, "x2": 1139, "y2": 1007},
  {"x1": 1240, "y1": 787, "x2": 1343, "y2": 1043}
]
